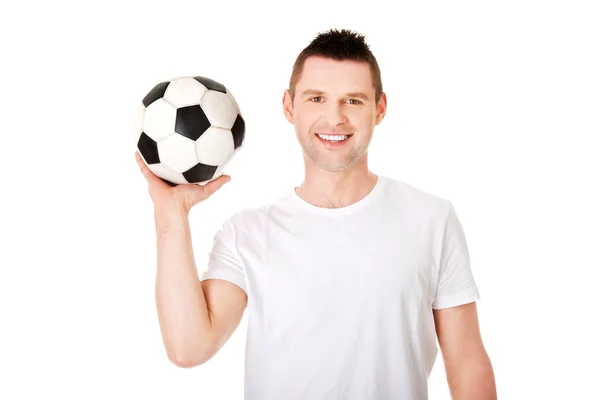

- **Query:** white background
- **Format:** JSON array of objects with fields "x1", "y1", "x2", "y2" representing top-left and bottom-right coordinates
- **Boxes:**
[{"x1": 1, "y1": 0, "x2": 598, "y2": 398}]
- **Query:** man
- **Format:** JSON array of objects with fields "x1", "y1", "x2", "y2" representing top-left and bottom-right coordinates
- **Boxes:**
[{"x1": 136, "y1": 28, "x2": 497, "y2": 399}]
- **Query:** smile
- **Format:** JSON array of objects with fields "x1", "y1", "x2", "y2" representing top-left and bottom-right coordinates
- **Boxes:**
[{"x1": 315, "y1": 133, "x2": 353, "y2": 142}]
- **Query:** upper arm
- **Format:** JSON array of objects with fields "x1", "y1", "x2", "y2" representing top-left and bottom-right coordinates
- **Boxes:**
[
  {"x1": 197, "y1": 217, "x2": 249, "y2": 363},
  {"x1": 432, "y1": 202, "x2": 486, "y2": 364},
  {"x1": 433, "y1": 301, "x2": 485, "y2": 362},
  {"x1": 200, "y1": 278, "x2": 247, "y2": 361},
  {"x1": 433, "y1": 302, "x2": 495, "y2": 397},
  {"x1": 431, "y1": 203, "x2": 495, "y2": 396}
]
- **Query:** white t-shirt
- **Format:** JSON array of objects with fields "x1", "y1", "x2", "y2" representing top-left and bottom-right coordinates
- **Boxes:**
[{"x1": 200, "y1": 175, "x2": 480, "y2": 400}]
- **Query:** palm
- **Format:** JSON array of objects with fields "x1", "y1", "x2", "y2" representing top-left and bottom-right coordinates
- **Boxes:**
[{"x1": 135, "y1": 152, "x2": 230, "y2": 212}]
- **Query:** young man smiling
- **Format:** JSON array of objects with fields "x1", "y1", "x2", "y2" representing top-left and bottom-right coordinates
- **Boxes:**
[{"x1": 137, "y1": 28, "x2": 497, "y2": 400}]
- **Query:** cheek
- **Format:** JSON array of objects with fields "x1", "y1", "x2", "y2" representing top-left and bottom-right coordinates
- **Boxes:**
[
  {"x1": 340, "y1": 106, "x2": 371, "y2": 125},
  {"x1": 353, "y1": 110, "x2": 375, "y2": 127},
  {"x1": 295, "y1": 108, "x2": 321, "y2": 131}
]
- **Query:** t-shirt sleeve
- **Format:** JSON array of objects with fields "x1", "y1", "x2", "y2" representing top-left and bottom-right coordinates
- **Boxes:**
[
  {"x1": 432, "y1": 201, "x2": 480, "y2": 309},
  {"x1": 199, "y1": 218, "x2": 248, "y2": 295}
]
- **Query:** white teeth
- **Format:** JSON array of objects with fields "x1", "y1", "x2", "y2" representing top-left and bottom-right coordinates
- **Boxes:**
[{"x1": 318, "y1": 134, "x2": 349, "y2": 141}]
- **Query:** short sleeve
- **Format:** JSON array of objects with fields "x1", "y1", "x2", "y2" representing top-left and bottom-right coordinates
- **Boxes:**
[
  {"x1": 432, "y1": 201, "x2": 480, "y2": 309},
  {"x1": 199, "y1": 218, "x2": 248, "y2": 295}
]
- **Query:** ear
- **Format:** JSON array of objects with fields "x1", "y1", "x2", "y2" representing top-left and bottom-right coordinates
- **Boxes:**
[
  {"x1": 375, "y1": 92, "x2": 387, "y2": 125},
  {"x1": 282, "y1": 89, "x2": 294, "y2": 124}
]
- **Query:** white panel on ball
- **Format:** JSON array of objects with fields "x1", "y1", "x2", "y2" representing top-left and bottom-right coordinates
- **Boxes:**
[
  {"x1": 158, "y1": 134, "x2": 199, "y2": 173},
  {"x1": 163, "y1": 77, "x2": 208, "y2": 108},
  {"x1": 226, "y1": 90, "x2": 241, "y2": 115},
  {"x1": 201, "y1": 90, "x2": 238, "y2": 129},
  {"x1": 195, "y1": 127, "x2": 235, "y2": 166},
  {"x1": 213, "y1": 147, "x2": 239, "y2": 178},
  {"x1": 143, "y1": 99, "x2": 177, "y2": 141},
  {"x1": 148, "y1": 164, "x2": 188, "y2": 185}
]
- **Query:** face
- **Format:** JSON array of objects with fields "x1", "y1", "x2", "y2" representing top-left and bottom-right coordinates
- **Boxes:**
[{"x1": 283, "y1": 56, "x2": 387, "y2": 173}]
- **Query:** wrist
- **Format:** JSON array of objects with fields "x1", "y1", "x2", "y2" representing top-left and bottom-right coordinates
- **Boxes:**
[{"x1": 154, "y1": 205, "x2": 189, "y2": 229}]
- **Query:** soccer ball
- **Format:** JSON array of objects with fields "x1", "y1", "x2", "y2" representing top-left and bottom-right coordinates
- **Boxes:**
[{"x1": 134, "y1": 75, "x2": 245, "y2": 185}]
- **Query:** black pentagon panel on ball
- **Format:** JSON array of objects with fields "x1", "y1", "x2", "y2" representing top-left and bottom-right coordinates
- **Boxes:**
[
  {"x1": 194, "y1": 76, "x2": 226, "y2": 93},
  {"x1": 137, "y1": 132, "x2": 160, "y2": 164},
  {"x1": 142, "y1": 81, "x2": 170, "y2": 107},
  {"x1": 231, "y1": 114, "x2": 245, "y2": 149},
  {"x1": 182, "y1": 163, "x2": 218, "y2": 183},
  {"x1": 175, "y1": 105, "x2": 212, "y2": 141}
]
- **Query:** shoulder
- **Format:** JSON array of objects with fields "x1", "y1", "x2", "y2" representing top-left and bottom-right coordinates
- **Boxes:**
[
  {"x1": 379, "y1": 175, "x2": 453, "y2": 221},
  {"x1": 218, "y1": 191, "x2": 292, "y2": 232}
]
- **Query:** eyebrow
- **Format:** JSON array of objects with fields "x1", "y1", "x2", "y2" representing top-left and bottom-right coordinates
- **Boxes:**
[{"x1": 300, "y1": 89, "x2": 370, "y2": 101}]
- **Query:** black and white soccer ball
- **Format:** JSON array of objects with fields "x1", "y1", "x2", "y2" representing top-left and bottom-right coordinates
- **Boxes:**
[{"x1": 134, "y1": 76, "x2": 245, "y2": 185}]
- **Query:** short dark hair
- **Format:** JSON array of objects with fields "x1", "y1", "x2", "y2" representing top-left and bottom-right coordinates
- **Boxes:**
[{"x1": 288, "y1": 28, "x2": 383, "y2": 103}]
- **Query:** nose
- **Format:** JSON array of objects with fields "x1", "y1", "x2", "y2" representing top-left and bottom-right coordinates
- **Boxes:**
[{"x1": 323, "y1": 101, "x2": 348, "y2": 127}]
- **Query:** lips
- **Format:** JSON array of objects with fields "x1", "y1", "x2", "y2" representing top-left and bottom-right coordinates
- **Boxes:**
[
  {"x1": 314, "y1": 133, "x2": 353, "y2": 148},
  {"x1": 314, "y1": 133, "x2": 354, "y2": 141}
]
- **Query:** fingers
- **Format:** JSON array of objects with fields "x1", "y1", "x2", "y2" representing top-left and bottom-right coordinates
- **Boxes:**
[
  {"x1": 135, "y1": 151, "x2": 161, "y2": 184},
  {"x1": 135, "y1": 151, "x2": 150, "y2": 179},
  {"x1": 136, "y1": 151, "x2": 230, "y2": 196}
]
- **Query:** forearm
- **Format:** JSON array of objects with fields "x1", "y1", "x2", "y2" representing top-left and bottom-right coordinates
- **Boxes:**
[
  {"x1": 447, "y1": 354, "x2": 497, "y2": 400},
  {"x1": 154, "y1": 208, "x2": 212, "y2": 364}
]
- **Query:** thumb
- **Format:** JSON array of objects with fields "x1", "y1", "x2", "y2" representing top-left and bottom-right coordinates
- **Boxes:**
[{"x1": 201, "y1": 175, "x2": 231, "y2": 196}]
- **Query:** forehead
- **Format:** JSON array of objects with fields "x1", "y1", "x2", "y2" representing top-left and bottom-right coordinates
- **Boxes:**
[{"x1": 296, "y1": 56, "x2": 375, "y2": 96}]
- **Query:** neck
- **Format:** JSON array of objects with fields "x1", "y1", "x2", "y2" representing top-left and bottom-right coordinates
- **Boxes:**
[{"x1": 294, "y1": 156, "x2": 378, "y2": 209}]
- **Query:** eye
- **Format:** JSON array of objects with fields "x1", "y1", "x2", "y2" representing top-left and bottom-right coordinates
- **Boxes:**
[
  {"x1": 346, "y1": 99, "x2": 362, "y2": 105},
  {"x1": 310, "y1": 96, "x2": 323, "y2": 102}
]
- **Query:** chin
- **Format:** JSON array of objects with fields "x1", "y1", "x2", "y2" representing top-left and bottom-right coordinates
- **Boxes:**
[{"x1": 313, "y1": 158, "x2": 357, "y2": 172}]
